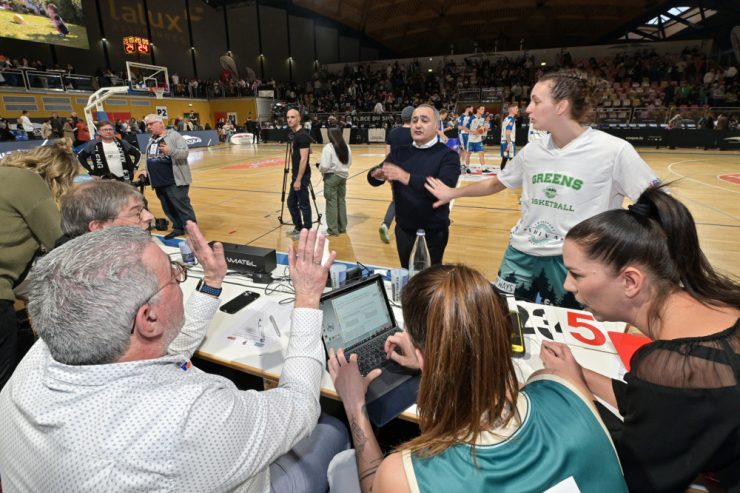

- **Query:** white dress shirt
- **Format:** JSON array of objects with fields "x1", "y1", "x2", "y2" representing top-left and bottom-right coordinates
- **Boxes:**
[{"x1": 0, "y1": 292, "x2": 325, "y2": 493}]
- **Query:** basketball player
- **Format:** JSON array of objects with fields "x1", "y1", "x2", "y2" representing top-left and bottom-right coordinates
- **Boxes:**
[
  {"x1": 467, "y1": 106, "x2": 487, "y2": 173},
  {"x1": 456, "y1": 105, "x2": 473, "y2": 171},
  {"x1": 500, "y1": 104, "x2": 519, "y2": 171}
]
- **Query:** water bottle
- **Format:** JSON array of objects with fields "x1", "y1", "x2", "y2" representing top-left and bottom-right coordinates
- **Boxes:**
[
  {"x1": 408, "y1": 229, "x2": 431, "y2": 277},
  {"x1": 179, "y1": 240, "x2": 196, "y2": 265}
]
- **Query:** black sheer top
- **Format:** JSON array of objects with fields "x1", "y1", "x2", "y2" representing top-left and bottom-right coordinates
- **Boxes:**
[{"x1": 611, "y1": 318, "x2": 740, "y2": 493}]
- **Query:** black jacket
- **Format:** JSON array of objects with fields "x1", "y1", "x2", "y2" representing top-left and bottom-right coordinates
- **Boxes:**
[{"x1": 77, "y1": 138, "x2": 142, "y2": 181}]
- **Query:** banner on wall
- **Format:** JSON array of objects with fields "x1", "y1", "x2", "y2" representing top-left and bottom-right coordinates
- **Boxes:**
[
  {"x1": 136, "y1": 130, "x2": 219, "y2": 149},
  {"x1": 368, "y1": 128, "x2": 386, "y2": 143}
]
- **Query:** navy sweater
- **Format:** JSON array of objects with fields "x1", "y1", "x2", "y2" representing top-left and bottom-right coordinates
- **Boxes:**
[{"x1": 368, "y1": 142, "x2": 460, "y2": 232}]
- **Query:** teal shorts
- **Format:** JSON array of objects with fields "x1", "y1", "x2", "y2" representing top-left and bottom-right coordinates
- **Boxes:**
[{"x1": 494, "y1": 245, "x2": 579, "y2": 308}]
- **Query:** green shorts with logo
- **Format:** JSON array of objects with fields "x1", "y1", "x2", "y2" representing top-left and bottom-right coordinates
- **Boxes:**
[{"x1": 494, "y1": 245, "x2": 579, "y2": 308}]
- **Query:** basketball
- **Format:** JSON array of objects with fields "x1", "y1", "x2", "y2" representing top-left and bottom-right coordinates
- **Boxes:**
[{"x1": 477, "y1": 126, "x2": 485, "y2": 135}]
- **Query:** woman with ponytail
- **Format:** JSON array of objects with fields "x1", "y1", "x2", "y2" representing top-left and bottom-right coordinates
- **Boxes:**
[
  {"x1": 319, "y1": 127, "x2": 351, "y2": 236},
  {"x1": 425, "y1": 70, "x2": 661, "y2": 308},
  {"x1": 541, "y1": 185, "x2": 740, "y2": 492}
]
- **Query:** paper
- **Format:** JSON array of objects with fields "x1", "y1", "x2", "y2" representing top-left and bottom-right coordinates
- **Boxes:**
[
  {"x1": 544, "y1": 476, "x2": 581, "y2": 493},
  {"x1": 223, "y1": 300, "x2": 292, "y2": 349}
]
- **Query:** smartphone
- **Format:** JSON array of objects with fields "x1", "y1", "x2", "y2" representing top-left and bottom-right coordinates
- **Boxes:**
[
  {"x1": 219, "y1": 290, "x2": 260, "y2": 314},
  {"x1": 504, "y1": 295, "x2": 526, "y2": 358}
]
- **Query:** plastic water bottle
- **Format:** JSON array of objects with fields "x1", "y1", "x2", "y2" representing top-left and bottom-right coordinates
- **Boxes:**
[
  {"x1": 179, "y1": 240, "x2": 196, "y2": 265},
  {"x1": 408, "y1": 229, "x2": 431, "y2": 277}
]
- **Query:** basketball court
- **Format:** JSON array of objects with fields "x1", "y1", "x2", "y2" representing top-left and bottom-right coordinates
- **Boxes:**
[{"x1": 140, "y1": 143, "x2": 740, "y2": 279}]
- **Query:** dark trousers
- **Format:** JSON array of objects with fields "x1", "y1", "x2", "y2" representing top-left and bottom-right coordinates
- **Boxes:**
[
  {"x1": 155, "y1": 184, "x2": 197, "y2": 231},
  {"x1": 383, "y1": 201, "x2": 395, "y2": 227},
  {"x1": 395, "y1": 225, "x2": 449, "y2": 269},
  {"x1": 287, "y1": 174, "x2": 312, "y2": 230},
  {"x1": 0, "y1": 300, "x2": 17, "y2": 391}
]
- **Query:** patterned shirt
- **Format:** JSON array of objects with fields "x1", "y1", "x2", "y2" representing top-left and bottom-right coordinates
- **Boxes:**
[{"x1": 0, "y1": 293, "x2": 325, "y2": 493}]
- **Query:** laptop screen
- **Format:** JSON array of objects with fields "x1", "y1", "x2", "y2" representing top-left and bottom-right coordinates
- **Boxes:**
[{"x1": 320, "y1": 276, "x2": 395, "y2": 351}]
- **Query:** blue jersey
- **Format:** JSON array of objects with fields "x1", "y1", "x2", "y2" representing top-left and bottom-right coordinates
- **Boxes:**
[
  {"x1": 457, "y1": 114, "x2": 472, "y2": 134},
  {"x1": 501, "y1": 115, "x2": 516, "y2": 144}
]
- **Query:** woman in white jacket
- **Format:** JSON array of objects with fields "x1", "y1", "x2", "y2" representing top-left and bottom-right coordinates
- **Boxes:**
[{"x1": 319, "y1": 128, "x2": 351, "y2": 236}]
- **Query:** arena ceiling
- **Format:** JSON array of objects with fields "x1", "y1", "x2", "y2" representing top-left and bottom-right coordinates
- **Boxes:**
[{"x1": 207, "y1": 0, "x2": 739, "y2": 57}]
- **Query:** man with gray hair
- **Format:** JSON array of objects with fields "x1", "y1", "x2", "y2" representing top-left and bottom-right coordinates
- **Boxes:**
[
  {"x1": 368, "y1": 104, "x2": 460, "y2": 267},
  {"x1": 140, "y1": 113, "x2": 195, "y2": 239},
  {"x1": 56, "y1": 180, "x2": 154, "y2": 245},
  {"x1": 0, "y1": 223, "x2": 348, "y2": 492}
]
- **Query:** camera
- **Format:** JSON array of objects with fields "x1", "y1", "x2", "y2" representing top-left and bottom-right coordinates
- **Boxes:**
[{"x1": 131, "y1": 174, "x2": 150, "y2": 187}]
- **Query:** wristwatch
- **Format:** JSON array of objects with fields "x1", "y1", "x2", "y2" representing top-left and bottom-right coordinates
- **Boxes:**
[{"x1": 196, "y1": 279, "x2": 222, "y2": 297}]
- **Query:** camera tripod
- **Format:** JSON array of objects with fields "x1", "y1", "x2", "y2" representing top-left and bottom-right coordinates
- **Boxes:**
[{"x1": 278, "y1": 132, "x2": 322, "y2": 228}]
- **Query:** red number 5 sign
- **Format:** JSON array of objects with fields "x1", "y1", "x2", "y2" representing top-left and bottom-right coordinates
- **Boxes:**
[{"x1": 560, "y1": 310, "x2": 617, "y2": 353}]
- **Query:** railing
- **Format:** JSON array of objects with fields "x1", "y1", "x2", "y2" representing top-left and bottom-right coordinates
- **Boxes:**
[
  {"x1": 1, "y1": 68, "x2": 96, "y2": 93},
  {"x1": 1, "y1": 69, "x2": 737, "y2": 129}
]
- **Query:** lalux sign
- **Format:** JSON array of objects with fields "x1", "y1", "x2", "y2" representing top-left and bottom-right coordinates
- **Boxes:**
[{"x1": 107, "y1": 0, "x2": 204, "y2": 34}]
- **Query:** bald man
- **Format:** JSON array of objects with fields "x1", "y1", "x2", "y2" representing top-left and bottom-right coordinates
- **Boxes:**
[{"x1": 286, "y1": 109, "x2": 312, "y2": 235}]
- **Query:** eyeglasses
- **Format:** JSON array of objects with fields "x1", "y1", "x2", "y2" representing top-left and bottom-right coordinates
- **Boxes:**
[
  {"x1": 99, "y1": 127, "x2": 115, "y2": 132},
  {"x1": 130, "y1": 261, "x2": 187, "y2": 334},
  {"x1": 104, "y1": 205, "x2": 149, "y2": 225},
  {"x1": 118, "y1": 206, "x2": 148, "y2": 223}
]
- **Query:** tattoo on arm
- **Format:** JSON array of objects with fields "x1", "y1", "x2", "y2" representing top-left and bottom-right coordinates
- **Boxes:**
[
  {"x1": 350, "y1": 406, "x2": 384, "y2": 491},
  {"x1": 359, "y1": 457, "x2": 383, "y2": 489},
  {"x1": 349, "y1": 406, "x2": 368, "y2": 453}
]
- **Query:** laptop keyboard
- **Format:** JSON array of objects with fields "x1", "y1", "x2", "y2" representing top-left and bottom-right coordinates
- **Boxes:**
[{"x1": 350, "y1": 329, "x2": 400, "y2": 376}]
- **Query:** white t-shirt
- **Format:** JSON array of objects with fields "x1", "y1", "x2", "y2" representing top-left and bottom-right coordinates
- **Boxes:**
[
  {"x1": 19, "y1": 115, "x2": 34, "y2": 132},
  {"x1": 468, "y1": 116, "x2": 485, "y2": 143},
  {"x1": 498, "y1": 127, "x2": 660, "y2": 256},
  {"x1": 102, "y1": 141, "x2": 124, "y2": 178}
]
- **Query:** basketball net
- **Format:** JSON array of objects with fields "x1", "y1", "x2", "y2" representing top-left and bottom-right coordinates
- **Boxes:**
[{"x1": 151, "y1": 87, "x2": 165, "y2": 99}]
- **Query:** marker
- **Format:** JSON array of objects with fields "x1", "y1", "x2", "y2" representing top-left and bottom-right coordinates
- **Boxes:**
[{"x1": 269, "y1": 315, "x2": 281, "y2": 337}]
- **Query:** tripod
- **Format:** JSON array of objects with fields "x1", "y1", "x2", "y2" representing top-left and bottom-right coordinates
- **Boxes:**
[{"x1": 278, "y1": 133, "x2": 322, "y2": 228}]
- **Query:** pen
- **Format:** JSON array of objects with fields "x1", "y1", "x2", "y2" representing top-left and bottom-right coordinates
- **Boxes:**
[{"x1": 269, "y1": 315, "x2": 281, "y2": 337}]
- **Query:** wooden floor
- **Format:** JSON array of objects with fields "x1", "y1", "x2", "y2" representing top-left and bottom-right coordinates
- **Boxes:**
[{"x1": 143, "y1": 143, "x2": 740, "y2": 279}]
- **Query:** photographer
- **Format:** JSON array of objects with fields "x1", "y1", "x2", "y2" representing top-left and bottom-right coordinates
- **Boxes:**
[
  {"x1": 77, "y1": 121, "x2": 141, "y2": 182},
  {"x1": 286, "y1": 109, "x2": 312, "y2": 236}
]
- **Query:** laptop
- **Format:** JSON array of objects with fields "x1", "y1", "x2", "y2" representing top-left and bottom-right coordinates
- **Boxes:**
[{"x1": 320, "y1": 274, "x2": 420, "y2": 425}]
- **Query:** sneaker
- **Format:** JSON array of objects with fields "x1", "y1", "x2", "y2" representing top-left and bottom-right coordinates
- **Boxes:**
[
  {"x1": 287, "y1": 228, "x2": 301, "y2": 238},
  {"x1": 164, "y1": 229, "x2": 185, "y2": 240},
  {"x1": 379, "y1": 223, "x2": 391, "y2": 244}
]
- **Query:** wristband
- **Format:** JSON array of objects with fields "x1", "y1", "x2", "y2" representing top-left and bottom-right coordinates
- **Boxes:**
[{"x1": 196, "y1": 279, "x2": 222, "y2": 297}]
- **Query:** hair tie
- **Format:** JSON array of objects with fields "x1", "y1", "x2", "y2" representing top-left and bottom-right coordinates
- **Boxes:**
[{"x1": 627, "y1": 202, "x2": 655, "y2": 219}]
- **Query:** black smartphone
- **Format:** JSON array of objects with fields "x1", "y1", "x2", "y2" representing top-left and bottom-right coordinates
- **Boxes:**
[
  {"x1": 219, "y1": 290, "x2": 260, "y2": 314},
  {"x1": 504, "y1": 295, "x2": 526, "y2": 358}
]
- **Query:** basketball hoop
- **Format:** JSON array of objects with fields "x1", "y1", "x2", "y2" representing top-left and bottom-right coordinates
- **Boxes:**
[{"x1": 151, "y1": 86, "x2": 166, "y2": 99}]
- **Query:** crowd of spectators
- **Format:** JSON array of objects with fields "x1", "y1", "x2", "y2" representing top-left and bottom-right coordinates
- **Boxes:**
[{"x1": 1, "y1": 45, "x2": 738, "y2": 131}]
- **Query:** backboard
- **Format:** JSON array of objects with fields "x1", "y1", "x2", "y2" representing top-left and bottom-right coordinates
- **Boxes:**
[{"x1": 126, "y1": 61, "x2": 170, "y2": 95}]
